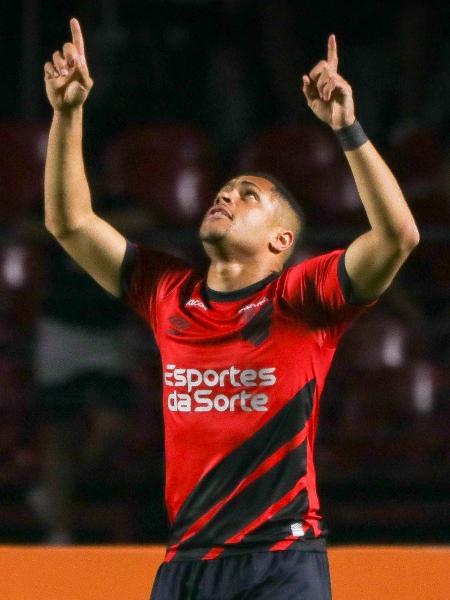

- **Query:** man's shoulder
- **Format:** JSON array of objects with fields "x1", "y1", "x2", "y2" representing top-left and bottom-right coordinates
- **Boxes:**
[{"x1": 120, "y1": 240, "x2": 203, "y2": 305}]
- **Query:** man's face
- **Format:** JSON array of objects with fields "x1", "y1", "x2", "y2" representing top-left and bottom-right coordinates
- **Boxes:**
[{"x1": 199, "y1": 175, "x2": 280, "y2": 254}]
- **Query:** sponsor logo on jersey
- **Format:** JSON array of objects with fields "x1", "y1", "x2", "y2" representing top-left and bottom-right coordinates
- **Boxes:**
[
  {"x1": 185, "y1": 299, "x2": 207, "y2": 311},
  {"x1": 184, "y1": 296, "x2": 268, "y2": 315},
  {"x1": 164, "y1": 364, "x2": 276, "y2": 413},
  {"x1": 238, "y1": 297, "x2": 268, "y2": 314}
]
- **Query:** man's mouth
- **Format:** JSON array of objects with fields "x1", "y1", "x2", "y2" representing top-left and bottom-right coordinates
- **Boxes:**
[{"x1": 207, "y1": 206, "x2": 232, "y2": 220}]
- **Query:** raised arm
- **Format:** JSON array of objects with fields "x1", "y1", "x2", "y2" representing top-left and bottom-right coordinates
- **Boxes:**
[
  {"x1": 44, "y1": 18, "x2": 127, "y2": 297},
  {"x1": 302, "y1": 35, "x2": 420, "y2": 300}
]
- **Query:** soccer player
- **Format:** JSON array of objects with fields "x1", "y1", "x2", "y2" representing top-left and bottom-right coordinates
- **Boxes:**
[{"x1": 44, "y1": 18, "x2": 419, "y2": 600}]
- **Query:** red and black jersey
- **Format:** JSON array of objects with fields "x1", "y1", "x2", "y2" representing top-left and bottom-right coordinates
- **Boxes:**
[{"x1": 121, "y1": 242, "x2": 377, "y2": 562}]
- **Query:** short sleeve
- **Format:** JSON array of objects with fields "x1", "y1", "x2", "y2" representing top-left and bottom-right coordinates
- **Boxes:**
[
  {"x1": 282, "y1": 249, "x2": 378, "y2": 333},
  {"x1": 119, "y1": 240, "x2": 191, "y2": 331}
]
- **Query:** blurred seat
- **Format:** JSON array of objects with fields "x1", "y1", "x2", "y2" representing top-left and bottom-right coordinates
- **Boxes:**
[
  {"x1": 425, "y1": 246, "x2": 450, "y2": 289},
  {"x1": 407, "y1": 241, "x2": 450, "y2": 299},
  {"x1": 237, "y1": 123, "x2": 366, "y2": 227},
  {"x1": 238, "y1": 123, "x2": 340, "y2": 176},
  {"x1": 321, "y1": 360, "x2": 448, "y2": 477},
  {"x1": 0, "y1": 357, "x2": 31, "y2": 424},
  {"x1": 0, "y1": 121, "x2": 48, "y2": 223},
  {"x1": 341, "y1": 361, "x2": 443, "y2": 436},
  {"x1": 386, "y1": 127, "x2": 450, "y2": 227},
  {"x1": 0, "y1": 356, "x2": 37, "y2": 487},
  {"x1": 102, "y1": 124, "x2": 220, "y2": 226},
  {"x1": 387, "y1": 128, "x2": 442, "y2": 201},
  {"x1": 0, "y1": 241, "x2": 45, "y2": 338},
  {"x1": 314, "y1": 305, "x2": 425, "y2": 469},
  {"x1": 334, "y1": 307, "x2": 424, "y2": 375},
  {"x1": 404, "y1": 191, "x2": 450, "y2": 229}
]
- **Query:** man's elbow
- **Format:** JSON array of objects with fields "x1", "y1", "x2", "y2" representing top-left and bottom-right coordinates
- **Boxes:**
[
  {"x1": 379, "y1": 223, "x2": 420, "y2": 258},
  {"x1": 45, "y1": 219, "x2": 60, "y2": 237},
  {"x1": 399, "y1": 223, "x2": 420, "y2": 254},
  {"x1": 45, "y1": 220, "x2": 69, "y2": 239},
  {"x1": 45, "y1": 213, "x2": 94, "y2": 240}
]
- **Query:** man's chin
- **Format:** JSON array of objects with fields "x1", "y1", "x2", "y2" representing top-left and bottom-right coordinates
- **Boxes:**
[
  {"x1": 199, "y1": 231, "x2": 226, "y2": 244},
  {"x1": 198, "y1": 223, "x2": 229, "y2": 244}
]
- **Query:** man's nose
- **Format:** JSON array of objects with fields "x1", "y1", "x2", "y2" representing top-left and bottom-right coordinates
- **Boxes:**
[{"x1": 216, "y1": 190, "x2": 234, "y2": 205}]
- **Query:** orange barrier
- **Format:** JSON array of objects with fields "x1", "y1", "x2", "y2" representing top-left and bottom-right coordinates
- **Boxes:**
[
  {"x1": 329, "y1": 546, "x2": 450, "y2": 600},
  {"x1": 0, "y1": 544, "x2": 449, "y2": 600}
]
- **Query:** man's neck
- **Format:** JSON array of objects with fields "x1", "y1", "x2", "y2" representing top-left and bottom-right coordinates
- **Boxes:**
[{"x1": 206, "y1": 258, "x2": 280, "y2": 293}]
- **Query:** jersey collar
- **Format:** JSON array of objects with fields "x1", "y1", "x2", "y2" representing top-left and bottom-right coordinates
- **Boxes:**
[{"x1": 205, "y1": 271, "x2": 280, "y2": 302}]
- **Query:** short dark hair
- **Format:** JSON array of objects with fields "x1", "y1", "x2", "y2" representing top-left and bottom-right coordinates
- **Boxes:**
[{"x1": 233, "y1": 171, "x2": 305, "y2": 242}]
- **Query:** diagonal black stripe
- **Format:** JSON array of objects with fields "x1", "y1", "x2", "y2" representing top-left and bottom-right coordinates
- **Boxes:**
[
  {"x1": 218, "y1": 488, "x2": 309, "y2": 557},
  {"x1": 241, "y1": 301, "x2": 273, "y2": 346},
  {"x1": 170, "y1": 379, "x2": 316, "y2": 544},
  {"x1": 178, "y1": 440, "x2": 307, "y2": 551},
  {"x1": 239, "y1": 488, "x2": 309, "y2": 544}
]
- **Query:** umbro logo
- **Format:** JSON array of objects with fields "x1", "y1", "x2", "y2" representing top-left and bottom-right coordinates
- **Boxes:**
[{"x1": 185, "y1": 299, "x2": 207, "y2": 311}]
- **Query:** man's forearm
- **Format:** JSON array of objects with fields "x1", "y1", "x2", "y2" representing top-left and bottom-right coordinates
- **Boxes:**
[
  {"x1": 44, "y1": 107, "x2": 94, "y2": 237},
  {"x1": 343, "y1": 140, "x2": 420, "y2": 249},
  {"x1": 303, "y1": 35, "x2": 419, "y2": 299}
]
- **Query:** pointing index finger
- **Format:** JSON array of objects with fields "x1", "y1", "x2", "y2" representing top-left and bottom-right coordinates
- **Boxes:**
[
  {"x1": 70, "y1": 18, "x2": 86, "y2": 65},
  {"x1": 327, "y1": 34, "x2": 338, "y2": 70}
]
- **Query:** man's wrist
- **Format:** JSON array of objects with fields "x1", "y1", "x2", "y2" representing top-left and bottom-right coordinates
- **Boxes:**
[
  {"x1": 331, "y1": 117, "x2": 356, "y2": 131},
  {"x1": 333, "y1": 119, "x2": 368, "y2": 151},
  {"x1": 53, "y1": 106, "x2": 83, "y2": 120}
]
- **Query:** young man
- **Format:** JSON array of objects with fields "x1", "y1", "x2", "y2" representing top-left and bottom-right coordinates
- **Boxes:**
[{"x1": 44, "y1": 19, "x2": 419, "y2": 600}]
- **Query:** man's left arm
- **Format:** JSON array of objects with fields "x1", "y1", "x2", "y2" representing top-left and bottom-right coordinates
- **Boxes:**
[{"x1": 303, "y1": 34, "x2": 420, "y2": 301}]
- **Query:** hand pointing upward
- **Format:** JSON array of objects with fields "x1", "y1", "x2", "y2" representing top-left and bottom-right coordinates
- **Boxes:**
[
  {"x1": 302, "y1": 35, "x2": 355, "y2": 130},
  {"x1": 44, "y1": 18, "x2": 93, "y2": 112}
]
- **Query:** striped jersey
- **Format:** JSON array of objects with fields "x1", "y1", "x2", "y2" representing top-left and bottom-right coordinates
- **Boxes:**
[{"x1": 121, "y1": 242, "x2": 377, "y2": 561}]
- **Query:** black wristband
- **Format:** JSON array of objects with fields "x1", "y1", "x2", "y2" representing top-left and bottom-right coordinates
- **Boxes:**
[{"x1": 334, "y1": 120, "x2": 368, "y2": 151}]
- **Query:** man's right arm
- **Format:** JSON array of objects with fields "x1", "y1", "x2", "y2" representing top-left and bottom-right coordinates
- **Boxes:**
[{"x1": 44, "y1": 18, "x2": 126, "y2": 298}]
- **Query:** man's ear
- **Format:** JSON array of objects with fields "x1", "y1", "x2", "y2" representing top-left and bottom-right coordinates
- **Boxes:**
[{"x1": 269, "y1": 229, "x2": 294, "y2": 254}]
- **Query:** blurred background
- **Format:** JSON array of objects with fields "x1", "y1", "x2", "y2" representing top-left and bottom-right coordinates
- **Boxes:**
[{"x1": 0, "y1": 0, "x2": 449, "y2": 547}]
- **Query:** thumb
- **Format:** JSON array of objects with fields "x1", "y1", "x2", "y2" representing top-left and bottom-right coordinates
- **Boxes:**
[{"x1": 302, "y1": 75, "x2": 315, "y2": 103}]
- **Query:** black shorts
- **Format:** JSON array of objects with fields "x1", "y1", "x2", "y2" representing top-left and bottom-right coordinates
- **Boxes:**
[{"x1": 150, "y1": 549, "x2": 332, "y2": 600}]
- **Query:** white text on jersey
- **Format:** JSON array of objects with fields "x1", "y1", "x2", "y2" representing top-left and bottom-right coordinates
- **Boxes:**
[{"x1": 164, "y1": 365, "x2": 277, "y2": 413}]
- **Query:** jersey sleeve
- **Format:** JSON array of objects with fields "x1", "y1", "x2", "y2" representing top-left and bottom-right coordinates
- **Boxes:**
[
  {"x1": 119, "y1": 240, "x2": 191, "y2": 331},
  {"x1": 282, "y1": 248, "x2": 378, "y2": 334}
]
